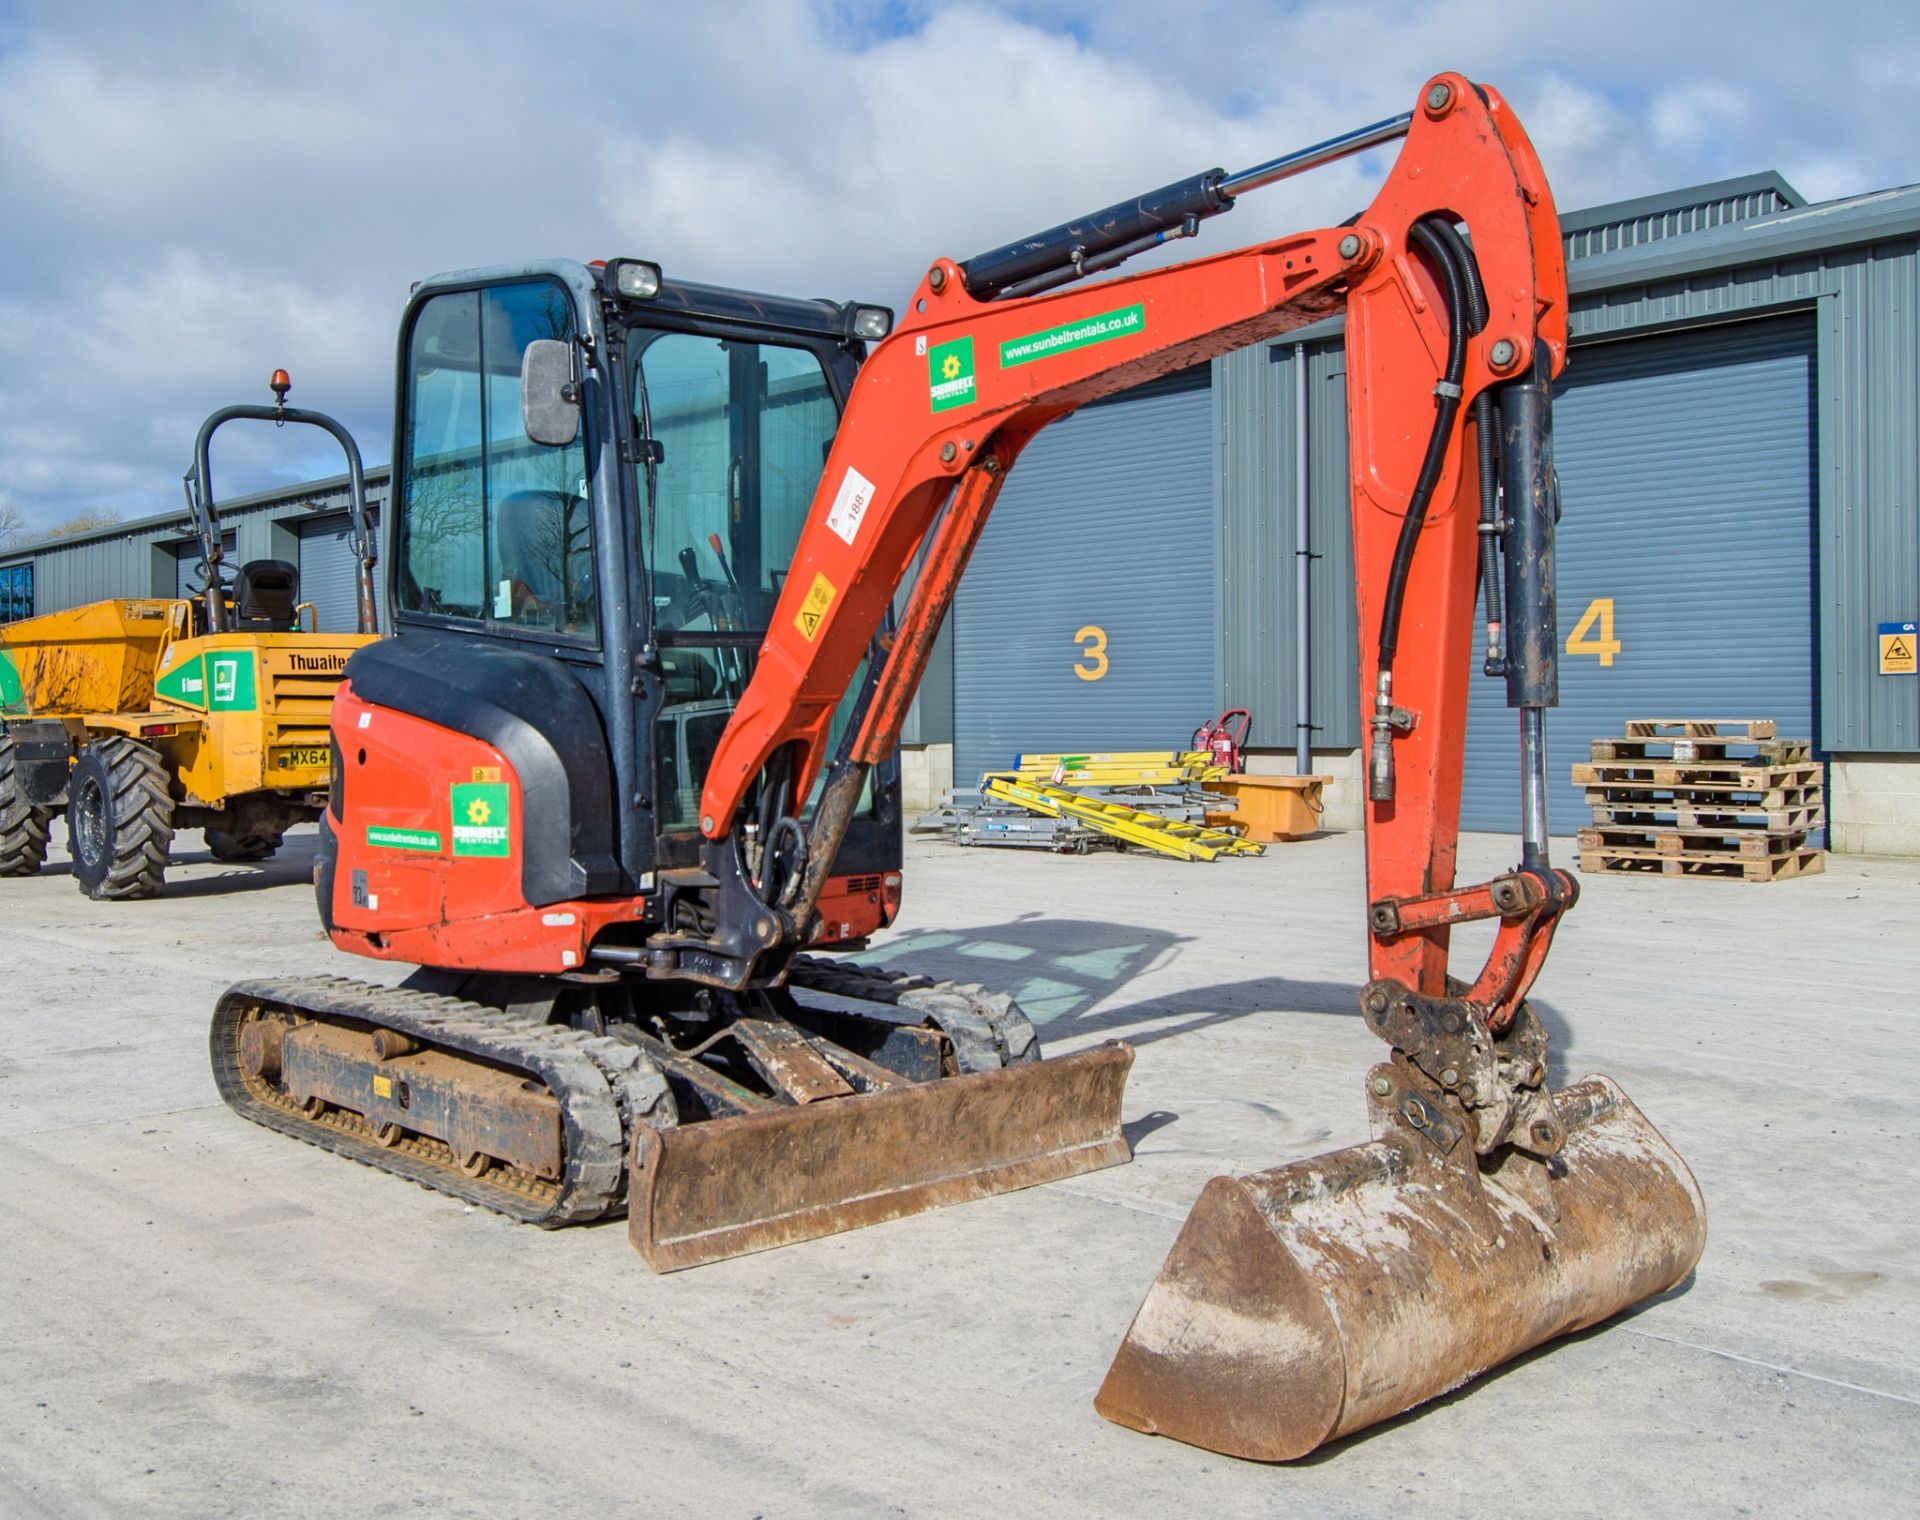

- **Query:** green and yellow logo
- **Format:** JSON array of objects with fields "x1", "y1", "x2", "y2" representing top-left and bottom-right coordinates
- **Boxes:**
[
  {"x1": 451, "y1": 781, "x2": 511, "y2": 858},
  {"x1": 209, "y1": 653, "x2": 256, "y2": 712},
  {"x1": 0, "y1": 649, "x2": 27, "y2": 716},
  {"x1": 928, "y1": 336, "x2": 976, "y2": 413}
]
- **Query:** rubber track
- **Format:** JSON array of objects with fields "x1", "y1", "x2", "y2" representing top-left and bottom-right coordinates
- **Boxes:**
[
  {"x1": 788, "y1": 955, "x2": 1040, "y2": 1071},
  {"x1": 0, "y1": 732, "x2": 51, "y2": 877},
  {"x1": 76, "y1": 737, "x2": 173, "y2": 899},
  {"x1": 211, "y1": 976, "x2": 674, "y2": 1227}
]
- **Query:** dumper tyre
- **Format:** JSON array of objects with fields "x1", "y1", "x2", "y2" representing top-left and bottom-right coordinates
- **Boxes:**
[
  {"x1": 67, "y1": 737, "x2": 174, "y2": 900},
  {"x1": 0, "y1": 730, "x2": 52, "y2": 877},
  {"x1": 206, "y1": 827, "x2": 282, "y2": 862}
]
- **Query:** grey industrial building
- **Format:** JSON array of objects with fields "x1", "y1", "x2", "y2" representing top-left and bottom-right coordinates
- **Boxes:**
[{"x1": 5, "y1": 172, "x2": 1918, "y2": 854}]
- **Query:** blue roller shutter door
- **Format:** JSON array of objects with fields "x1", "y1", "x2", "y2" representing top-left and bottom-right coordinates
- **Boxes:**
[
  {"x1": 953, "y1": 370, "x2": 1213, "y2": 787},
  {"x1": 298, "y1": 514, "x2": 381, "y2": 633},
  {"x1": 1460, "y1": 315, "x2": 1816, "y2": 835},
  {"x1": 174, "y1": 534, "x2": 236, "y2": 599}
]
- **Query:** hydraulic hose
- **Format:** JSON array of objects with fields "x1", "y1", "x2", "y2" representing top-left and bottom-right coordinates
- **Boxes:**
[
  {"x1": 1369, "y1": 217, "x2": 1470, "y2": 802},
  {"x1": 1413, "y1": 220, "x2": 1507, "y2": 674},
  {"x1": 1374, "y1": 219, "x2": 1470, "y2": 670},
  {"x1": 1420, "y1": 216, "x2": 1505, "y2": 667}
]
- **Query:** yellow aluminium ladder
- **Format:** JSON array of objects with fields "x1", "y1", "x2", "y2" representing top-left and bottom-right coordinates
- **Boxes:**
[
  {"x1": 982, "y1": 776, "x2": 1264, "y2": 862},
  {"x1": 1012, "y1": 750, "x2": 1230, "y2": 787}
]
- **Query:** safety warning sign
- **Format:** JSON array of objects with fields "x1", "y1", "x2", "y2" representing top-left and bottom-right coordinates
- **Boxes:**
[
  {"x1": 1880, "y1": 621, "x2": 1917, "y2": 675},
  {"x1": 794, "y1": 572, "x2": 836, "y2": 642}
]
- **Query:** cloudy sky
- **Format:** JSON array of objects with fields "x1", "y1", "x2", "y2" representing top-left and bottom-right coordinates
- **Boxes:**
[{"x1": 1, "y1": 0, "x2": 1914, "y2": 536}]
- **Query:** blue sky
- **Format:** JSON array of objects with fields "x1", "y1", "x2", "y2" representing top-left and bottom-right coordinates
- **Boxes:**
[{"x1": 1, "y1": 0, "x2": 1915, "y2": 535}]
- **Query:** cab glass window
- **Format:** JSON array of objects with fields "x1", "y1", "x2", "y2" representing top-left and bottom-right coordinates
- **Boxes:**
[
  {"x1": 635, "y1": 333, "x2": 837, "y2": 636},
  {"x1": 397, "y1": 281, "x2": 597, "y2": 640},
  {"x1": 631, "y1": 331, "x2": 847, "y2": 831}
]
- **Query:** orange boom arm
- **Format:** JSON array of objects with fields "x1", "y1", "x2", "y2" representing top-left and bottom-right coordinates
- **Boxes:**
[{"x1": 665, "y1": 74, "x2": 1567, "y2": 1032}]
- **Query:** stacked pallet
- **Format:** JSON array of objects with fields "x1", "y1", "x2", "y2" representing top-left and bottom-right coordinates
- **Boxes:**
[{"x1": 1572, "y1": 718, "x2": 1825, "y2": 882}]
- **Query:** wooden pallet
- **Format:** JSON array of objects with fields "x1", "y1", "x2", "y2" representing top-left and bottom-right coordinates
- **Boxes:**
[
  {"x1": 1580, "y1": 782, "x2": 1825, "y2": 814},
  {"x1": 1622, "y1": 718, "x2": 1777, "y2": 741},
  {"x1": 1578, "y1": 824, "x2": 1809, "y2": 860},
  {"x1": 1588, "y1": 736, "x2": 1811, "y2": 765},
  {"x1": 1579, "y1": 846, "x2": 1825, "y2": 883},
  {"x1": 1572, "y1": 759, "x2": 1823, "y2": 791},
  {"x1": 1589, "y1": 801, "x2": 1827, "y2": 832}
]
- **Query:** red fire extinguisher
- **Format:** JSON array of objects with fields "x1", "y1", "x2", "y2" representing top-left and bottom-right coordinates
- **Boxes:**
[{"x1": 1191, "y1": 709, "x2": 1251, "y2": 773}]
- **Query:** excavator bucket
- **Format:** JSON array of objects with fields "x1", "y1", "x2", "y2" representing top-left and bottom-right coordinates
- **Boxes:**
[
  {"x1": 1095, "y1": 1074, "x2": 1706, "y2": 1462},
  {"x1": 631, "y1": 1041, "x2": 1133, "y2": 1270}
]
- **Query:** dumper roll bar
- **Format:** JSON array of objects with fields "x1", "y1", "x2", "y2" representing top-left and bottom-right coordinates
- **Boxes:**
[{"x1": 182, "y1": 373, "x2": 379, "y2": 635}]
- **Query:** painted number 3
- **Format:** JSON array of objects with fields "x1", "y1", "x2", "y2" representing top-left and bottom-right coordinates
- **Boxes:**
[
  {"x1": 1073, "y1": 625, "x2": 1109, "y2": 681},
  {"x1": 1565, "y1": 597, "x2": 1622, "y2": 667}
]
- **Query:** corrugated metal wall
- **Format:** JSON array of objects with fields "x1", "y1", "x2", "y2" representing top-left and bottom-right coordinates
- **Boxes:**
[
  {"x1": 951, "y1": 368, "x2": 1213, "y2": 786},
  {"x1": 1214, "y1": 222, "x2": 1920, "y2": 762},
  {"x1": 19, "y1": 527, "x2": 173, "y2": 609},
  {"x1": 1563, "y1": 178, "x2": 1799, "y2": 262},
  {"x1": 1213, "y1": 341, "x2": 1357, "y2": 752},
  {"x1": 0, "y1": 470, "x2": 391, "y2": 619},
  {"x1": 1819, "y1": 238, "x2": 1920, "y2": 751}
]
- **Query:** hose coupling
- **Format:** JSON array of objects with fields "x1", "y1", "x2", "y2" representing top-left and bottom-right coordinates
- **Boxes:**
[{"x1": 1368, "y1": 671, "x2": 1413, "y2": 802}]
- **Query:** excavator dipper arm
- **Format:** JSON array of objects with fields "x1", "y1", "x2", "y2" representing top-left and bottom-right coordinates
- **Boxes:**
[{"x1": 659, "y1": 73, "x2": 1706, "y2": 1462}]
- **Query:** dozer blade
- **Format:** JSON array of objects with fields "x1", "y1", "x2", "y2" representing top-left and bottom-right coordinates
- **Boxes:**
[
  {"x1": 1095, "y1": 1075, "x2": 1706, "y2": 1461},
  {"x1": 630, "y1": 1041, "x2": 1134, "y2": 1271}
]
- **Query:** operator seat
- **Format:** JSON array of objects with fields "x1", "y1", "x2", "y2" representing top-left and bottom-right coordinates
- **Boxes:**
[
  {"x1": 494, "y1": 489, "x2": 593, "y2": 631},
  {"x1": 232, "y1": 559, "x2": 302, "y2": 630}
]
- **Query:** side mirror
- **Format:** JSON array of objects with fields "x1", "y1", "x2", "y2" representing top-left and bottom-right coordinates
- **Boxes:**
[{"x1": 521, "y1": 339, "x2": 580, "y2": 447}]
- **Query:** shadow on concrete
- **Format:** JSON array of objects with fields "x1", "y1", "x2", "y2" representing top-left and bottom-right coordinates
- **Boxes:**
[
  {"x1": 862, "y1": 911, "x2": 1578, "y2": 1074},
  {"x1": 1122, "y1": 1110, "x2": 1180, "y2": 1148},
  {"x1": 861, "y1": 914, "x2": 1198, "y2": 1028},
  {"x1": 26, "y1": 834, "x2": 320, "y2": 901}
]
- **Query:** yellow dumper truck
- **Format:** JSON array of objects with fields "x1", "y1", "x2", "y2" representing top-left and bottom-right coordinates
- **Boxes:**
[{"x1": 0, "y1": 377, "x2": 378, "y2": 898}]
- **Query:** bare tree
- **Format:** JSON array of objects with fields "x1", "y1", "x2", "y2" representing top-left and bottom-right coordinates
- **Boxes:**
[
  {"x1": 43, "y1": 509, "x2": 122, "y2": 539},
  {"x1": 0, "y1": 498, "x2": 25, "y2": 548}
]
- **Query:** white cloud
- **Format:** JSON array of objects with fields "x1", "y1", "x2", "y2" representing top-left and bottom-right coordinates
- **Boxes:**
[{"x1": 1, "y1": 0, "x2": 1915, "y2": 532}]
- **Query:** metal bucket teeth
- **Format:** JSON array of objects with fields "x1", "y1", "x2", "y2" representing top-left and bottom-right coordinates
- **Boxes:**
[
  {"x1": 630, "y1": 1041, "x2": 1134, "y2": 1271},
  {"x1": 1094, "y1": 1075, "x2": 1706, "y2": 1461}
]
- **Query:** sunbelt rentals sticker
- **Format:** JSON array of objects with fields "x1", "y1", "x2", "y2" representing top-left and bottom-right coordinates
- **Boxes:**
[
  {"x1": 451, "y1": 781, "x2": 511, "y2": 857},
  {"x1": 928, "y1": 335, "x2": 976, "y2": 412},
  {"x1": 1000, "y1": 303, "x2": 1145, "y2": 368}
]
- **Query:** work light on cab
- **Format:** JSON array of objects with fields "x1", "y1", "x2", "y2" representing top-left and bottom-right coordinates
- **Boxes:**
[
  {"x1": 610, "y1": 259, "x2": 663, "y2": 299},
  {"x1": 844, "y1": 304, "x2": 894, "y2": 341}
]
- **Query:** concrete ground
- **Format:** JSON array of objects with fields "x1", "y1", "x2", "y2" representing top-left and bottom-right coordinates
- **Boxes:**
[{"x1": 2, "y1": 823, "x2": 1915, "y2": 1518}]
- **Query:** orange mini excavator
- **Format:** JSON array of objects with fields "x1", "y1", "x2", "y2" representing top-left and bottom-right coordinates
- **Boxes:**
[{"x1": 213, "y1": 74, "x2": 1704, "y2": 1459}]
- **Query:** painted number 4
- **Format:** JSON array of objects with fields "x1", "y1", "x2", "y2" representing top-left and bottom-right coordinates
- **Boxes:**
[{"x1": 1565, "y1": 597, "x2": 1622, "y2": 667}]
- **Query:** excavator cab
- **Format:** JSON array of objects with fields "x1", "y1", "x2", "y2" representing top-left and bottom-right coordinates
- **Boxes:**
[{"x1": 363, "y1": 263, "x2": 904, "y2": 917}]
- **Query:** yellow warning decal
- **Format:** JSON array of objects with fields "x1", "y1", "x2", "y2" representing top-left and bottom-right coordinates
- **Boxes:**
[
  {"x1": 795, "y1": 572, "x2": 837, "y2": 642},
  {"x1": 372, "y1": 1074, "x2": 393, "y2": 1098},
  {"x1": 471, "y1": 765, "x2": 502, "y2": 783},
  {"x1": 1881, "y1": 622, "x2": 1917, "y2": 675}
]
